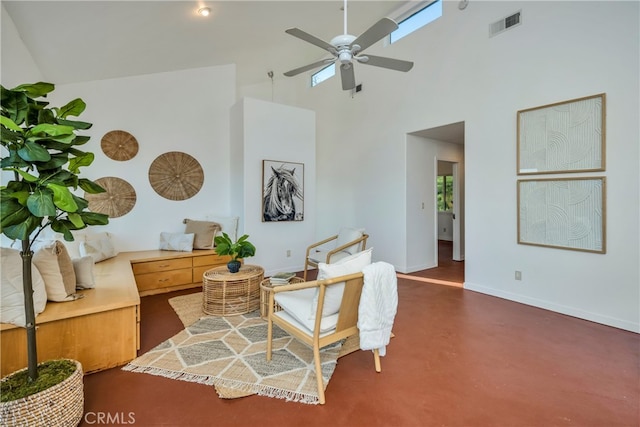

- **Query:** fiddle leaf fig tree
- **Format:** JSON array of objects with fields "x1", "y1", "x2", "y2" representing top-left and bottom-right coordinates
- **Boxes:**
[{"x1": 0, "y1": 82, "x2": 109, "y2": 381}]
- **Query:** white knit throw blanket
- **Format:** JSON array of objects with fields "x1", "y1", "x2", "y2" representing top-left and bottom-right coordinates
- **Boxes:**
[{"x1": 357, "y1": 262, "x2": 398, "y2": 356}]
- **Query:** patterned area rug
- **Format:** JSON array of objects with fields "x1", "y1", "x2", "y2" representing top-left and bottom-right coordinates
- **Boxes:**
[{"x1": 123, "y1": 310, "x2": 342, "y2": 404}]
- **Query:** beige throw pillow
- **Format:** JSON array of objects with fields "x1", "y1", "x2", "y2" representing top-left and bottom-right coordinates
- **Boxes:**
[
  {"x1": 1, "y1": 248, "x2": 47, "y2": 326},
  {"x1": 79, "y1": 234, "x2": 117, "y2": 263},
  {"x1": 73, "y1": 256, "x2": 95, "y2": 289},
  {"x1": 184, "y1": 219, "x2": 221, "y2": 249},
  {"x1": 33, "y1": 241, "x2": 78, "y2": 302}
]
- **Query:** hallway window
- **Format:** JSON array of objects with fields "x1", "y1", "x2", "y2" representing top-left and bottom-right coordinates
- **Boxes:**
[{"x1": 437, "y1": 175, "x2": 453, "y2": 211}]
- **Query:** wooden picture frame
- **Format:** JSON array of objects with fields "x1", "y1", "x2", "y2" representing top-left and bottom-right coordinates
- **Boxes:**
[
  {"x1": 262, "y1": 160, "x2": 304, "y2": 222},
  {"x1": 517, "y1": 177, "x2": 606, "y2": 253},
  {"x1": 517, "y1": 93, "x2": 605, "y2": 175}
]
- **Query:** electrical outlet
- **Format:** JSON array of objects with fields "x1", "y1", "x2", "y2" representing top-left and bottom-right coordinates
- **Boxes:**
[
  {"x1": 286, "y1": 250, "x2": 291, "y2": 258},
  {"x1": 515, "y1": 271, "x2": 522, "y2": 280}
]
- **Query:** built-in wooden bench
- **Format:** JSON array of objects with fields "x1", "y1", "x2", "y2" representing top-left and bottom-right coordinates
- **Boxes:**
[{"x1": 0, "y1": 249, "x2": 230, "y2": 377}]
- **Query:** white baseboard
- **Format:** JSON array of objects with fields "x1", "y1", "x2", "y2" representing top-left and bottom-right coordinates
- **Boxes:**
[{"x1": 464, "y1": 282, "x2": 639, "y2": 333}]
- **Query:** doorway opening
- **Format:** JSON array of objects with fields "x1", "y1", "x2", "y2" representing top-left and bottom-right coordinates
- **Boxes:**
[{"x1": 405, "y1": 121, "x2": 465, "y2": 284}]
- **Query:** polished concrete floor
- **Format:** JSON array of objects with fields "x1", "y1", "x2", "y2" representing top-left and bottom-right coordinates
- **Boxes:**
[{"x1": 79, "y1": 248, "x2": 638, "y2": 427}]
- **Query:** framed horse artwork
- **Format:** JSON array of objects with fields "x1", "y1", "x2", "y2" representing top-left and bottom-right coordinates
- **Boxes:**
[{"x1": 262, "y1": 160, "x2": 304, "y2": 222}]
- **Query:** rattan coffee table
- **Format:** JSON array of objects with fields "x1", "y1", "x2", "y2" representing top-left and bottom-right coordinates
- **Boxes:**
[{"x1": 202, "y1": 265, "x2": 264, "y2": 316}]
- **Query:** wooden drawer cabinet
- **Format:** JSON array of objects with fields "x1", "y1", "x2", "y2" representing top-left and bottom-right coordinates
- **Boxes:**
[
  {"x1": 130, "y1": 250, "x2": 231, "y2": 296},
  {"x1": 135, "y1": 268, "x2": 193, "y2": 292},
  {"x1": 131, "y1": 258, "x2": 192, "y2": 275}
]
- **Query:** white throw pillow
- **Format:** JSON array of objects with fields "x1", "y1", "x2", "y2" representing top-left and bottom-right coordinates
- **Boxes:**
[
  {"x1": 311, "y1": 248, "x2": 373, "y2": 318},
  {"x1": 33, "y1": 241, "x2": 78, "y2": 302},
  {"x1": 79, "y1": 234, "x2": 117, "y2": 263},
  {"x1": 335, "y1": 227, "x2": 365, "y2": 254},
  {"x1": 159, "y1": 232, "x2": 195, "y2": 252},
  {"x1": 73, "y1": 256, "x2": 95, "y2": 289},
  {"x1": 1, "y1": 248, "x2": 47, "y2": 327},
  {"x1": 205, "y1": 215, "x2": 239, "y2": 243}
]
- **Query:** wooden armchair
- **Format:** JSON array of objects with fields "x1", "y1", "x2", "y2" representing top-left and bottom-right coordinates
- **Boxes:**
[
  {"x1": 303, "y1": 227, "x2": 368, "y2": 280},
  {"x1": 266, "y1": 271, "x2": 381, "y2": 404}
]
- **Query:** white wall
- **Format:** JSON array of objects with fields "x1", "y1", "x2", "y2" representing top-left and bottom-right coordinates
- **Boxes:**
[
  {"x1": 253, "y1": 1, "x2": 638, "y2": 332},
  {"x1": 44, "y1": 65, "x2": 236, "y2": 252},
  {"x1": 230, "y1": 98, "x2": 316, "y2": 276},
  {"x1": 0, "y1": 5, "x2": 42, "y2": 87}
]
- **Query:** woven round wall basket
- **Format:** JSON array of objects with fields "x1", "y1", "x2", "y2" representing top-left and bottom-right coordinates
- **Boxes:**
[
  {"x1": 0, "y1": 359, "x2": 84, "y2": 427},
  {"x1": 148, "y1": 151, "x2": 204, "y2": 201},
  {"x1": 101, "y1": 130, "x2": 139, "y2": 161},
  {"x1": 84, "y1": 176, "x2": 137, "y2": 218}
]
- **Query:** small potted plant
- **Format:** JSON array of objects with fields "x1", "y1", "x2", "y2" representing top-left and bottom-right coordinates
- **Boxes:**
[{"x1": 214, "y1": 233, "x2": 256, "y2": 273}]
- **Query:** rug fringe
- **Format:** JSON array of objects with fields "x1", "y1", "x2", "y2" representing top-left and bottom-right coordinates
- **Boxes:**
[
  {"x1": 213, "y1": 378, "x2": 320, "y2": 405},
  {"x1": 122, "y1": 364, "x2": 215, "y2": 386}
]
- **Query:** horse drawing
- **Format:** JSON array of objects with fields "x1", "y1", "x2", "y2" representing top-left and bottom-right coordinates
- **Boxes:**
[{"x1": 263, "y1": 166, "x2": 303, "y2": 221}]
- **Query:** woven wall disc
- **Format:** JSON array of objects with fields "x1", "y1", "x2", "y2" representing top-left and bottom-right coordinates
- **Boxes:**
[
  {"x1": 148, "y1": 151, "x2": 204, "y2": 201},
  {"x1": 101, "y1": 130, "x2": 139, "y2": 161},
  {"x1": 84, "y1": 177, "x2": 137, "y2": 218}
]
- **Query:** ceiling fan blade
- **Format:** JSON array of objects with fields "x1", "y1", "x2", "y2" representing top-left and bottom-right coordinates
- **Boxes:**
[
  {"x1": 358, "y1": 54, "x2": 414, "y2": 72},
  {"x1": 285, "y1": 28, "x2": 337, "y2": 55},
  {"x1": 350, "y1": 18, "x2": 398, "y2": 53},
  {"x1": 284, "y1": 59, "x2": 335, "y2": 77},
  {"x1": 340, "y1": 64, "x2": 356, "y2": 91}
]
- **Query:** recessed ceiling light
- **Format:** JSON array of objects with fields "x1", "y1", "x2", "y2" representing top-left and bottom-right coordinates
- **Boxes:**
[{"x1": 198, "y1": 7, "x2": 211, "y2": 17}]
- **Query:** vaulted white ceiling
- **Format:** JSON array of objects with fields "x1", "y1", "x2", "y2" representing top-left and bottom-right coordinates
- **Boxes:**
[{"x1": 3, "y1": 1, "x2": 406, "y2": 87}]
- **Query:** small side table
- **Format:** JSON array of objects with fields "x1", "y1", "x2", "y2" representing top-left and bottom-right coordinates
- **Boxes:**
[
  {"x1": 202, "y1": 265, "x2": 264, "y2": 316},
  {"x1": 259, "y1": 276, "x2": 305, "y2": 319}
]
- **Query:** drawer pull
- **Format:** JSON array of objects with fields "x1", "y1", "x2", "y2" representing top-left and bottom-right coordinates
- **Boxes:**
[
  {"x1": 159, "y1": 278, "x2": 170, "y2": 282},
  {"x1": 158, "y1": 264, "x2": 170, "y2": 268}
]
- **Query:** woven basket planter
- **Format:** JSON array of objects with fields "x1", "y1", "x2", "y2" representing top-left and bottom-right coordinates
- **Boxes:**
[{"x1": 0, "y1": 359, "x2": 84, "y2": 427}]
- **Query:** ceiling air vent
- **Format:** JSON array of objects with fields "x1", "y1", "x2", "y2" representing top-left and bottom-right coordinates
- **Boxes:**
[{"x1": 489, "y1": 11, "x2": 522, "y2": 37}]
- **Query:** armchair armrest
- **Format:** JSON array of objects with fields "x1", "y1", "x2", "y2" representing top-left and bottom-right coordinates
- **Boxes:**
[
  {"x1": 325, "y1": 233, "x2": 369, "y2": 262},
  {"x1": 305, "y1": 234, "x2": 339, "y2": 260}
]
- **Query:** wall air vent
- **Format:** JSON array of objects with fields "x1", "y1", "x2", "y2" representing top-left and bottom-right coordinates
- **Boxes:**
[{"x1": 489, "y1": 11, "x2": 522, "y2": 37}]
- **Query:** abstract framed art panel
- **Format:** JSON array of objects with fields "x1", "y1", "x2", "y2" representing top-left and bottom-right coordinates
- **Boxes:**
[
  {"x1": 517, "y1": 177, "x2": 606, "y2": 253},
  {"x1": 517, "y1": 93, "x2": 605, "y2": 175}
]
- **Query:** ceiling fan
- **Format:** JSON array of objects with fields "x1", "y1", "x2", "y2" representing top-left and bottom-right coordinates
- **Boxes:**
[{"x1": 283, "y1": 0, "x2": 414, "y2": 91}]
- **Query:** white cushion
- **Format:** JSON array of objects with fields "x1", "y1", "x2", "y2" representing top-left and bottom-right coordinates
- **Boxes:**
[
  {"x1": 1, "y1": 248, "x2": 47, "y2": 327},
  {"x1": 33, "y1": 241, "x2": 78, "y2": 302},
  {"x1": 311, "y1": 248, "x2": 373, "y2": 319},
  {"x1": 73, "y1": 256, "x2": 95, "y2": 289},
  {"x1": 308, "y1": 250, "x2": 351, "y2": 264},
  {"x1": 33, "y1": 230, "x2": 113, "y2": 259},
  {"x1": 204, "y1": 215, "x2": 239, "y2": 243},
  {"x1": 335, "y1": 227, "x2": 365, "y2": 254},
  {"x1": 79, "y1": 233, "x2": 118, "y2": 263},
  {"x1": 159, "y1": 232, "x2": 194, "y2": 252},
  {"x1": 274, "y1": 288, "x2": 339, "y2": 334}
]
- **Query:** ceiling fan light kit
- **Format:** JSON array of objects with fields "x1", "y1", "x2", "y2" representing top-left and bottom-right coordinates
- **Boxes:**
[{"x1": 283, "y1": 0, "x2": 414, "y2": 91}]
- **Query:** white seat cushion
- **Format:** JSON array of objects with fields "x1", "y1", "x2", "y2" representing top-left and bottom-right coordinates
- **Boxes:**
[
  {"x1": 274, "y1": 288, "x2": 339, "y2": 334},
  {"x1": 308, "y1": 250, "x2": 351, "y2": 264}
]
